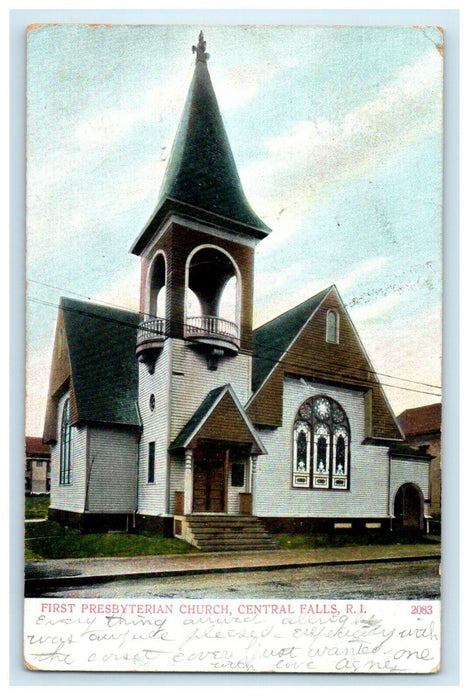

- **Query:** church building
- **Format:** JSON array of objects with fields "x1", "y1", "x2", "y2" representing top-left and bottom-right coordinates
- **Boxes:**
[{"x1": 43, "y1": 33, "x2": 432, "y2": 550}]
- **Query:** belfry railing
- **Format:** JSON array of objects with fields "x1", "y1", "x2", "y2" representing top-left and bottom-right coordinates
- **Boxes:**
[
  {"x1": 136, "y1": 316, "x2": 166, "y2": 343},
  {"x1": 135, "y1": 316, "x2": 166, "y2": 368},
  {"x1": 186, "y1": 315, "x2": 240, "y2": 345}
]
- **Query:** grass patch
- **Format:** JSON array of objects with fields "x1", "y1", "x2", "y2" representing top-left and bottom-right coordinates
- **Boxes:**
[
  {"x1": 25, "y1": 520, "x2": 195, "y2": 561},
  {"x1": 275, "y1": 530, "x2": 430, "y2": 550},
  {"x1": 25, "y1": 495, "x2": 50, "y2": 519}
]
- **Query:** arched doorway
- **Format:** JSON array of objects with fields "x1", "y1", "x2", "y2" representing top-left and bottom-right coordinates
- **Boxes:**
[{"x1": 394, "y1": 483, "x2": 424, "y2": 530}]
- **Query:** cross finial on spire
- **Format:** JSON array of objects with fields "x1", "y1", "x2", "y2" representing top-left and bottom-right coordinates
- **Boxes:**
[{"x1": 192, "y1": 30, "x2": 209, "y2": 63}]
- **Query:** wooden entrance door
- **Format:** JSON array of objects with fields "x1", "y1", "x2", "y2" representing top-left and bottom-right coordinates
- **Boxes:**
[{"x1": 193, "y1": 445, "x2": 227, "y2": 513}]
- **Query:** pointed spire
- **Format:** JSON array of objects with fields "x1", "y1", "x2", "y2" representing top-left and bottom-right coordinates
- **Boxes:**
[{"x1": 131, "y1": 32, "x2": 270, "y2": 255}]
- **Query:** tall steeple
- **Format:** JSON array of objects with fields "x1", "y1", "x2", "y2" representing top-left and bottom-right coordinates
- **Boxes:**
[{"x1": 131, "y1": 31, "x2": 270, "y2": 255}]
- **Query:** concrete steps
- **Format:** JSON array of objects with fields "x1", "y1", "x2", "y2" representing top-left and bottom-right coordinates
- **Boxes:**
[{"x1": 183, "y1": 515, "x2": 278, "y2": 552}]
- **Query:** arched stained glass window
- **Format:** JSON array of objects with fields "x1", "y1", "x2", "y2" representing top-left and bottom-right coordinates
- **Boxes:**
[
  {"x1": 59, "y1": 397, "x2": 72, "y2": 485},
  {"x1": 292, "y1": 422, "x2": 311, "y2": 486},
  {"x1": 332, "y1": 426, "x2": 349, "y2": 489},
  {"x1": 292, "y1": 396, "x2": 350, "y2": 490},
  {"x1": 326, "y1": 309, "x2": 339, "y2": 344}
]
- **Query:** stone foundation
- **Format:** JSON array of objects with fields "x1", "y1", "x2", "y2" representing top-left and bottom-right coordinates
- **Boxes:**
[
  {"x1": 134, "y1": 514, "x2": 174, "y2": 537},
  {"x1": 259, "y1": 517, "x2": 391, "y2": 534},
  {"x1": 48, "y1": 508, "x2": 134, "y2": 533}
]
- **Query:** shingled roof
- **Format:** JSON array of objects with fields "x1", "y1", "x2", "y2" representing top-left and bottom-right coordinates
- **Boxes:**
[
  {"x1": 130, "y1": 33, "x2": 270, "y2": 255},
  {"x1": 170, "y1": 385, "x2": 227, "y2": 450},
  {"x1": 61, "y1": 297, "x2": 140, "y2": 427},
  {"x1": 397, "y1": 403, "x2": 441, "y2": 438},
  {"x1": 25, "y1": 437, "x2": 50, "y2": 456},
  {"x1": 251, "y1": 287, "x2": 332, "y2": 393},
  {"x1": 170, "y1": 384, "x2": 266, "y2": 454}
]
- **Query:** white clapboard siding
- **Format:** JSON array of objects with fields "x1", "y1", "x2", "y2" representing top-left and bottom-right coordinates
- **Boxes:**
[
  {"x1": 227, "y1": 463, "x2": 248, "y2": 514},
  {"x1": 389, "y1": 457, "x2": 430, "y2": 513},
  {"x1": 169, "y1": 339, "x2": 251, "y2": 441},
  {"x1": 31, "y1": 461, "x2": 48, "y2": 494},
  {"x1": 253, "y1": 376, "x2": 390, "y2": 518},
  {"x1": 50, "y1": 393, "x2": 87, "y2": 512},
  {"x1": 137, "y1": 341, "x2": 171, "y2": 515},
  {"x1": 86, "y1": 427, "x2": 138, "y2": 513}
]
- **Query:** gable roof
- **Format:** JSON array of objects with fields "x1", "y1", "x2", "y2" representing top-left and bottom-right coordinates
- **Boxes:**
[
  {"x1": 248, "y1": 285, "x2": 403, "y2": 440},
  {"x1": 170, "y1": 385, "x2": 226, "y2": 449},
  {"x1": 397, "y1": 403, "x2": 441, "y2": 438},
  {"x1": 170, "y1": 384, "x2": 266, "y2": 454},
  {"x1": 62, "y1": 298, "x2": 140, "y2": 426},
  {"x1": 251, "y1": 287, "x2": 332, "y2": 394},
  {"x1": 130, "y1": 37, "x2": 269, "y2": 255},
  {"x1": 25, "y1": 437, "x2": 50, "y2": 457},
  {"x1": 44, "y1": 298, "x2": 141, "y2": 441}
]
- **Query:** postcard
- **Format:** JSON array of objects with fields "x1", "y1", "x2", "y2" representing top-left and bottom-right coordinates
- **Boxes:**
[{"x1": 24, "y1": 23, "x2": 442, "y2": 674}]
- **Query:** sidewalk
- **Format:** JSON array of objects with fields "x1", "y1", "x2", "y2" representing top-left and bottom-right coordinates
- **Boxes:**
[{"x1": 25, "y1": 542, "x2": 440, "y2": 589}]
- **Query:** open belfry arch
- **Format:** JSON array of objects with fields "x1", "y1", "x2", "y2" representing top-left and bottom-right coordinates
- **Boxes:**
[{"x1": 44, "y1": 31, "x2": 433, "y2": 547}]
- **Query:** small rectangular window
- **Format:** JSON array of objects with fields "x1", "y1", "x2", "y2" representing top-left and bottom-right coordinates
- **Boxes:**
[
  {"x1": 326, "y1": 309, "x2": 339, "y2": 344},
  {"x1": 148, "y1": 442, "x2": 155, "y2": 483},
  {"x1": 231, "y1": 462, "x2": 245, "y2": 488}
]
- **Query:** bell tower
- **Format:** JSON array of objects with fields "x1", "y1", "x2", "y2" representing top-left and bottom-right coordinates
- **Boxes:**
[
  {"x1": 130, "y1": 32, "x2": 269, "y2": 521},
  {"x1": 131, "y1": 31, "x2": 270, "y2": 372}
]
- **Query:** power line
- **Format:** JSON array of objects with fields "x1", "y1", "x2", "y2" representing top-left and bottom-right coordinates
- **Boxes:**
[
  {"x1": 27, "y1": 278, "x2": 442, "y2": 392},
  {"x1": 27, "y1": 278, "x2": 140, "y2": 315},
  {"x1": 27, "y1": 295, "x2": 441, "y2": 399}
]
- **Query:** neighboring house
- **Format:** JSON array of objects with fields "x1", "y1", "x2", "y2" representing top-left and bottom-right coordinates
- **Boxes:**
[
  {"x1": 397, "y1": 403, "x2": 441, "y2": 521},
  {"x1": 25, "y1": 437, "x2": 51, "y2": 495},
  {"x1": 43, "y1": 33, "x2": 433, "y2": 548}
]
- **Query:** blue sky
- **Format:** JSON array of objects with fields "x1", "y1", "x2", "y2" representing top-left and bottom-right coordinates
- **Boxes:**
[{"x1": 25, "y1": 24, "x2": 443, "y2": 435}]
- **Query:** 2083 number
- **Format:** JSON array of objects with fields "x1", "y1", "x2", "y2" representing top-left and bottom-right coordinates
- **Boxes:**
[{"x1": 411, "y1": 605, "x2": 433, "y2": 614}]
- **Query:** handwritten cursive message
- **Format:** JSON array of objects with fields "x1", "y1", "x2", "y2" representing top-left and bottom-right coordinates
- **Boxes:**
[{"x1": 24, "y1": 599, "x2": 440, "y2": 673}]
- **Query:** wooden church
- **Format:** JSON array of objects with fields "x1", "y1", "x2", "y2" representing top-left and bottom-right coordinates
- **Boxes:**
[{"x1": 43, "y1": 33, "x2": 432, "y2": 549}]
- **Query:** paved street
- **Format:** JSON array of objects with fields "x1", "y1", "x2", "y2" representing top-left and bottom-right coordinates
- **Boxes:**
[{"x1": 37, "y1": 559, "x2": 440, "y2": 600}]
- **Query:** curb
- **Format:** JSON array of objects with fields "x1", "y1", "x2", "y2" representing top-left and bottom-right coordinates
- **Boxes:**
[{"x1": 24, "y1": 553, "x2": 441, "y2": 594}]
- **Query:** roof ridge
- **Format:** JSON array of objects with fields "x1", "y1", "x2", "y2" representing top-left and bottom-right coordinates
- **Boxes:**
[
  {"x1": 60, "y1": 296, "x2": 140, "y2": 320},
  {"x1": 253, "y1": 286, "x2": 333, "y2": 334},
  {"x1": 398, "y1": 402, "x2": 441, "y2": 417}
]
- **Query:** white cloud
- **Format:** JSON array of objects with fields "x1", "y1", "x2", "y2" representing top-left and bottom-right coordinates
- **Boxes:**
[
  {"x1": 243, "y1": 49, "x2": 442, "y2": 236},
  {"x1": 75, "y1": 106, "x2": 139, "y2": 147},
  {"x1": 215, "y1": 61, "x2": 279, "y2": 112},
  {"x1": 358, "y1": 306, "x2": 441, "y2": 416},
  {"x1": 73, "y1": 71, "x2": 188, "y2": 151},
  {"x1": 253, "y1": 256, "x2": 389, "y2": 328},
  {"x1": 336, "y1": 257, "x2": 388, "y2": 294}
]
